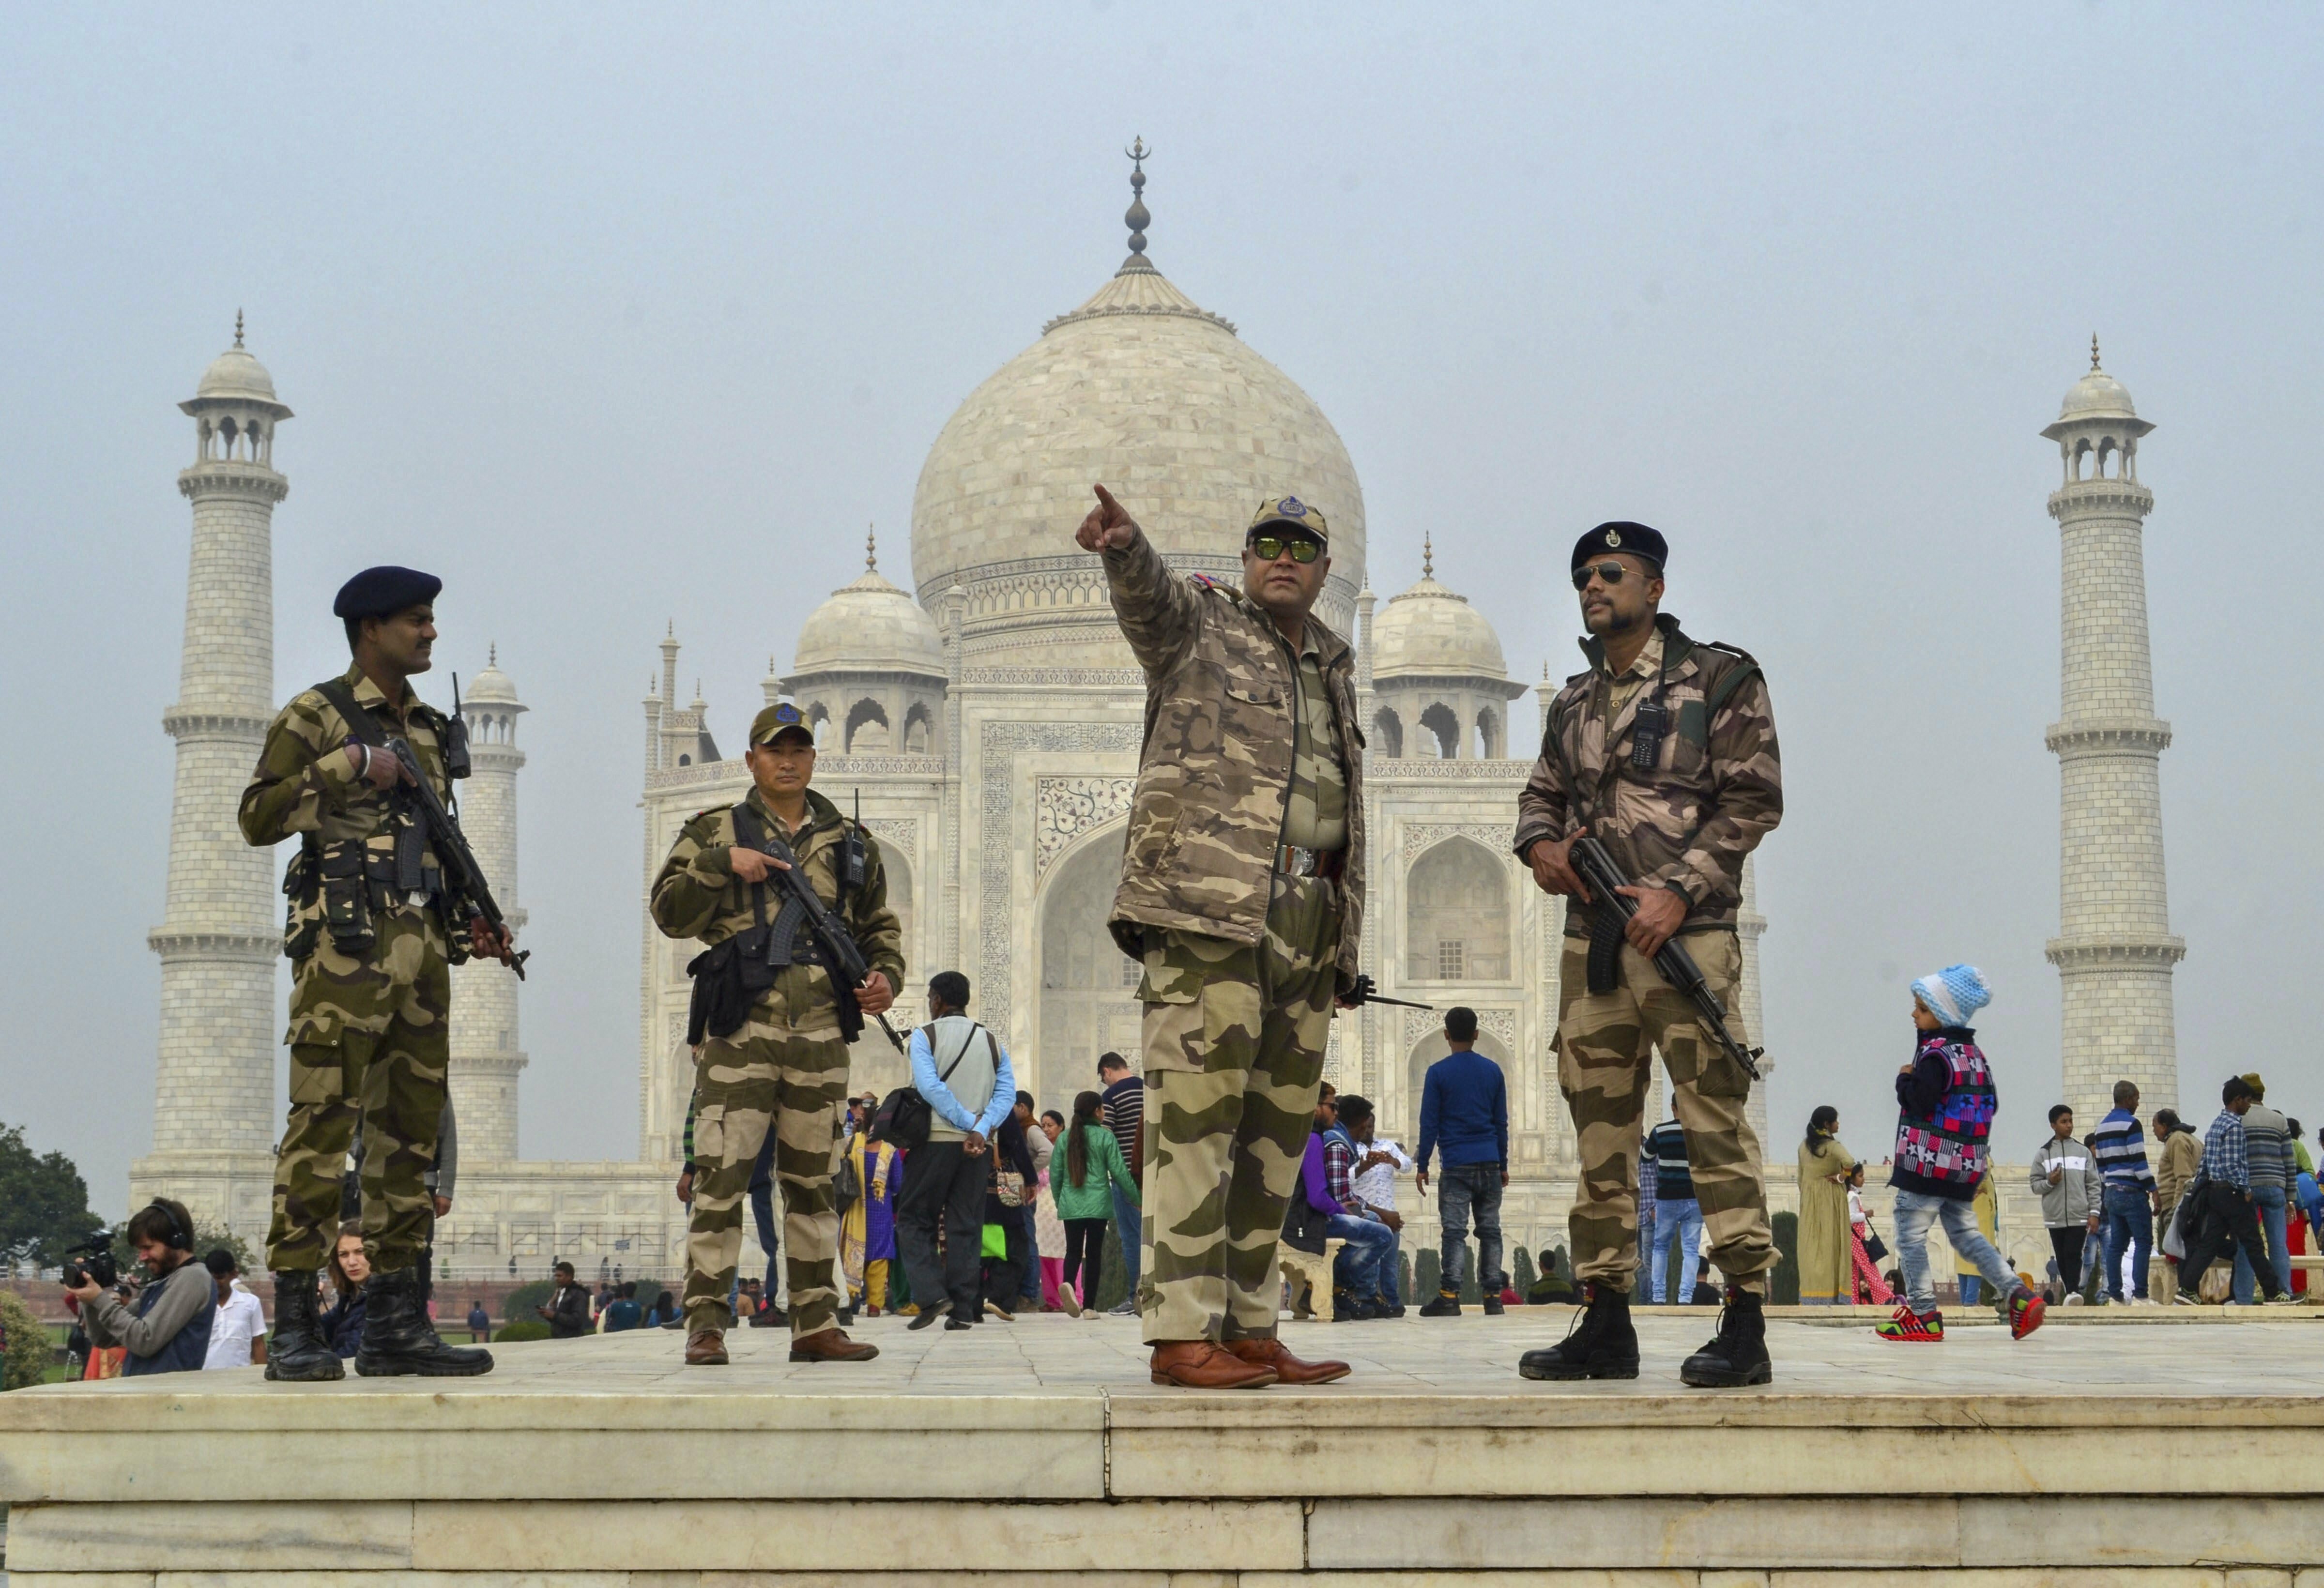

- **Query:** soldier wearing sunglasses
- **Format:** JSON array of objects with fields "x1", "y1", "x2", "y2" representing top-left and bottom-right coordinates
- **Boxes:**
[
  {"x1": 1073, "y1": 484, "x2": 1365, "y2": 1392},
  {"x1": 1510, "y1": 521, "x2": 1784, "y2": 1390}
]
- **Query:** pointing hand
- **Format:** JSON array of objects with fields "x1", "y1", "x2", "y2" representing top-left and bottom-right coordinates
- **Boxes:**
[{"x1": 1075, "y1": 484, "x2": 1139, "y2": 552}]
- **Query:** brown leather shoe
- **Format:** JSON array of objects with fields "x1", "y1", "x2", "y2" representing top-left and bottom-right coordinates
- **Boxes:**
[
  {"x1": 788, "y1": 1327, "x2": 880, "y2": 1363},
  {"x1": 1224, "y1": 1335, "x2": 1350, "y2": 1385},
  {"x1": 1148, "y1": 1340, "x2": 1278, "y2": 1389},
  {"x1": 685, "y1": 1328, "x2": 728, "y2": 1366}
]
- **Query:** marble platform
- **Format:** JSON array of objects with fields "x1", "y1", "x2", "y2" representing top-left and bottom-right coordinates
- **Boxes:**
[{"x1": 5, "y1": 1307, "x2": 2324, "y2": 1586}]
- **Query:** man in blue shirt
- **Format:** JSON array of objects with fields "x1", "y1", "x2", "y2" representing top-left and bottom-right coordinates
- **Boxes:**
[
  {"x1": 1415, "y1": 1008, "x2": 1510, "y2": 1317},
  {"x1": 895, "y1": 970, "x2": 1016, "y2": 1331},
  {"x1": 2091, "y1": 1080, "x2": 2159, "y2": 1304}
]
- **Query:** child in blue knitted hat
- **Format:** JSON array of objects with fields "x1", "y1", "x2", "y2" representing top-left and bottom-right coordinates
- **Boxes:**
[{"x1": 1877, "y1": 965, "x2": 2046, "y2": 1343}]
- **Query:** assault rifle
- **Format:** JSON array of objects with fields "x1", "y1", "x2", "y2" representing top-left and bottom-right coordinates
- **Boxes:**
[
  {"x1": 752, "y1": 831, "x2": 906, "y2": 1054},
  {"x1": 1345, "y1": 974, "x2": 1435, "y2": 1012},
  {"x1": 1567, "y1": 834, "x2": 1760, "y2": 1081},
  {"x1": 387, "y1": 738, "x2": 529, "y2": 980}
]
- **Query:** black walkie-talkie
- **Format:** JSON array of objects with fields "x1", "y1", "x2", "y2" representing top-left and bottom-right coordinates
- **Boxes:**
[{"x1": 1630, "y1": 697, "x2": 1669, "y2": 769}]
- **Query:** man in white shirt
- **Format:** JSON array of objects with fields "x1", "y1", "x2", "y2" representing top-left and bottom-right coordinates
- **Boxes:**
[
  {"x1": 1334, "y1": 1096, "x2": 1411, "y2": 1315},
  {"x1": 200, "y1": 1249, "x2": 267, "y2": 1370}
]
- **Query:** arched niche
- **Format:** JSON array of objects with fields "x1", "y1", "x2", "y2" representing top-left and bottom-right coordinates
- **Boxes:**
[
  {"x1": 1405, "y1": 836, "x2": 1513, "y2": 981},
  {"x1": 1036, "y1": 828, "x2": 1141, "y2": 1115}
]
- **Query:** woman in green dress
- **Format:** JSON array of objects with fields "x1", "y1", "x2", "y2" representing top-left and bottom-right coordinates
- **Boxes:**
[{"x1": 1797, "y1": 1105, "x2": 1859, "y2": 1305}]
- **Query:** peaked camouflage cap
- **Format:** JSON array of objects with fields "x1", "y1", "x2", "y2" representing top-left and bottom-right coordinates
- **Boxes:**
[
  {"x1": 749, "y1": 700, "x2": 816, "y2": 747},
  {"x1": 1247, "y1": 494, "x2": 1330, "y2": 545}
]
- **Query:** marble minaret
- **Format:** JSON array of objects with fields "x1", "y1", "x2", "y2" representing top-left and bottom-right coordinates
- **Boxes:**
[
  {"x1": 2042, "y1": 339, "x2": 2184, "y2": 1123},
  {"x1": 446, "y1": 649, "x2": 529, "y2": 1161},
  {"x1": 131, "y1": 316, "x2": 291, "y2": 1233}
]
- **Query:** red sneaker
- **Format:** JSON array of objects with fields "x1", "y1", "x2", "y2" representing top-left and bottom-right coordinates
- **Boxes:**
[
  {"x1": 1875, "y1": 1304, "x2": 1944, "y2": 1343},
  {"x1": 2009, "y1": 1288, "x2": 2046, "y2": 1340}
]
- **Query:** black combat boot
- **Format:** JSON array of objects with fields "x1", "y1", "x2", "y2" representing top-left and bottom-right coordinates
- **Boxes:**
[
  {"x1": 355, "y1": 1267, "x2": 495, "y2": 1377},
  {"x1": 1679, "y1": 1284, "x2": 1772, "y2": 1388},
  {"x1": 1417, "y1": 1289, "x2": 1462, "y2": 1318},
  {"x1": 1516, "y1": 1281, "x2": 1639, "y2": 1380},
  {"x1": 264, "y1": 1268, "x2": 344, "y2": 1382}
]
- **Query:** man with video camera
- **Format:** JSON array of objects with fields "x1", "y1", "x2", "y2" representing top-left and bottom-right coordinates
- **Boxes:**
[{"x1": 62, "y1": 1200, "x2": 215, "y2": 1377}]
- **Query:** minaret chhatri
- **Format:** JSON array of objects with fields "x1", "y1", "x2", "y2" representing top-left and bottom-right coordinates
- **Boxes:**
[
  {"x1": 2043, "y1": 338, "x2": 2183, "y2": 1123},
  {"x1": 131, "y1": 315, "x2": 292, "y2": 1232},
  {"x1": 447, "y1": 647, "x2": 529, "y2": 1160}
]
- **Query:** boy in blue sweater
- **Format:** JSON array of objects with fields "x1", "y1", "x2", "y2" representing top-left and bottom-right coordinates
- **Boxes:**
[
  {"x1": 1879, "y1": 965, "x2": 2044, "y2": 1344},
  {"x1": 1415, "y1": 1007, "x2": 1510, "y2": 1317}
]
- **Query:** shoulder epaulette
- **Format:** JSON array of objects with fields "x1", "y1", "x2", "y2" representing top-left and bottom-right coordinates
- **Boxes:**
[{"x1": 1189, "y1": 572, "x2": 1221, "y2": 592}]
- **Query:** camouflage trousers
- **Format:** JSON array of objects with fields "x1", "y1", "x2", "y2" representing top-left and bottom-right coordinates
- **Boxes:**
[
  {"x1": 1557, "y1": 931, "x2": 1775, "y2": 1295},
  {"x1": 266, "y1": 908, "x2": 449, "y2": 1274},
  {"x1": 683, "y1": 963, "x2": 849, "y2": 1338},
  {"x1": 1136, "y1": 873, "x2": 1340, "y2": 1344}
]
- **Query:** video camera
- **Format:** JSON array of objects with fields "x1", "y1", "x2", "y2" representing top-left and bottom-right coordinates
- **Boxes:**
[{"x1": 63, "y1": 1230, "x2": 118, "y2": 1291}]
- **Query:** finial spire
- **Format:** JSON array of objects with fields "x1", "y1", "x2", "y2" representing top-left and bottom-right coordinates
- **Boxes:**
[
  {"x1": 866, "y1": 522, "x2": 878, "y2": 572},
  {"x1": 2091, "y1": 333, "x2": 2102, "y2": 371},
  {"x1": 489, "y1": 641, "x2": 497, "y2": 666},
  {"x1": 233, "y1": 309, "x2": 245, "y2": 349},
  {"x1": 1422, "y1": 532, "x2": 1434, "y2": 580},
  {"x1": 1119, "y1": 137, "x2": 1154, "y2": 275}
]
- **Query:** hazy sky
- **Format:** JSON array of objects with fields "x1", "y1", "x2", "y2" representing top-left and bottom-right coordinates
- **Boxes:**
[{"x1": 7, "y1": 5, "x2": 2321, "y2": 1209}]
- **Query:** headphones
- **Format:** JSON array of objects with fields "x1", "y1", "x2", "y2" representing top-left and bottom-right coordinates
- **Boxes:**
[{"x1": 142, "y1": 1199, "x2": 192, "y2": 1252}]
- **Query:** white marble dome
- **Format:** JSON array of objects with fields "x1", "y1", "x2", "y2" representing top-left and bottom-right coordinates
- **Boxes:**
[
  {"x1": 793, "y1": 559, "x2": 947, "y2": 679},
  {"x1": 197, "y1": 344, "x2": 282, "y2": 405},
  {"x1": 465, "y1": 650, "x2": 521, "y2": 705},
  {"x1": 2059, "y1": 367, "x2": 2136, "y2": 421},
  {"x1": 1372, "y1": 571, "x2": 1508, "y2": 680},
  {"x1": 910, "y1": 240, "x2": 1367, "y2": 662}
]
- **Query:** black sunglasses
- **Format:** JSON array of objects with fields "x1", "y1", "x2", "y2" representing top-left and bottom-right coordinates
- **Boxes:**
[
  {"x1": 1249, "y1": 533, "x2": 1323, "y2": 565},
  {"x1": 1571, "y1": 560, "x2": 1655, "y2": 590}
]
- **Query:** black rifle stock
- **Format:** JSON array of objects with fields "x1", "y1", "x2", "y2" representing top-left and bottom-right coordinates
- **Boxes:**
[
  {"x1": 388, "y1": 740, "x2": 529, "y2": 980},
  {"x1": 1567, "y1": 834, "x2": 1760, "y2": 1081},
  {"x1": 755, "y1": 833, "x2": 906, "y2": 1054}
]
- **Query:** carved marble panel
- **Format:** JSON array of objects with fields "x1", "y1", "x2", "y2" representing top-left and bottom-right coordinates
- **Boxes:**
[{"x1": 1035, "y1": 777, "x2": 1137, "y2": 875}]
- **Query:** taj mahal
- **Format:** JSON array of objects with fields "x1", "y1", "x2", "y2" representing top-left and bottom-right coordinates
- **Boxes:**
[{"x1": 128, "y1": 157, "x2": 2182, "y2": 1284}]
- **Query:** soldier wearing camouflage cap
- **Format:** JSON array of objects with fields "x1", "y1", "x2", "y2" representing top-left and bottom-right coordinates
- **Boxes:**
[
  {"x1": 241, "y1": 565, "x2": 515, "y2": 1382},
  {"x1": 1075, "y1": 484, "x2": 1364, "y2": 1390},
  {"x1": 1512, "y1": 521, "x2": 1784, "y2": 1388},
  {"x1": 650, "y1": 698, "x2": 901, "y2": 1366}
]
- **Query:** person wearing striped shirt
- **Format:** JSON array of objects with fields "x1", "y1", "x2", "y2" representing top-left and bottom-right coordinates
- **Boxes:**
[
  {"x1": 2092, "y1": 1082, "x2": 2160, "y2": 1304},
  {"x1": 2174, "y1": 1076, "x2": 2291, "y2": 1306}
]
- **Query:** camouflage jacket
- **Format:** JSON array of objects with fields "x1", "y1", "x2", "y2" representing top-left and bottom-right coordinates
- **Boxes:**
[
  {"x1": 1101, "y1": 526, "x2": 1365, "y2": 987},
  {"x1": 1513, "y1": 614, "x2": 1780, "y2": 936},
  {"x1": 649, "y1": 786, "x2": 906, "y2": 989},
  {"x1": 239, "y1": 663, "x2": 465, "y2": 960}
]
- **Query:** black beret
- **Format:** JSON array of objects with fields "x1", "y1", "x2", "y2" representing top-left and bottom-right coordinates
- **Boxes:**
[
  {"x1": 1571, "y1": 521, "x2": 1667, "y2": 573},
  {"x1": 333, "y1": 565, "x2": 443, "y2": 621}
]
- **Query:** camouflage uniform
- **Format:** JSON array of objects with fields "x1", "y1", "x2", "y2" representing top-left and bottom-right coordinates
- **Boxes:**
[
  {"x1": 1102, "y1": 514, "x2": 1365, "y2": 1344},
  {"x1": 242, "y1": 664, "x2": 468, "y2": 1275},
  {"x1": 1513, "y1": 616, "x2": 1783, "y2": 1294},
  {"x1": 651, "y1": 787, "x2": 902, "y2": 1338}
]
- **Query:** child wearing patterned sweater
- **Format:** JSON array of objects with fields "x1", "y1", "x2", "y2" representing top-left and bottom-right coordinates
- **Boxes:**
[{"x1": 1877, "y1": 965, "x2": 2046, "y2": 1344}]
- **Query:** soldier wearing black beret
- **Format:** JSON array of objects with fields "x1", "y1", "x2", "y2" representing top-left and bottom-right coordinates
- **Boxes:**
[
  {"x1": 1512, "y1": 519, "x2": 1785, "y2": 1390},
  {"x1": 238, "y1": 565, "x2": 515, "y2": 1383}
]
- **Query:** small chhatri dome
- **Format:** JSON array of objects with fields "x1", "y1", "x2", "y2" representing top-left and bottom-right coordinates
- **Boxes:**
[
  {"x1": 195, "y1": 309, "x2": 286, "y2": 406},
  {"x1": 1371, "y1": 545, "x2": 1508, "y2": 680},
  {"x1": 793, "y1": 525, "x2": 947, "y2": 678},
  {"x1": 466, "y1": 643, "x2": 521, "y2": 706},
  {"x1": 2057, "y1": 334, "x2": 2137, "y2": 421}
]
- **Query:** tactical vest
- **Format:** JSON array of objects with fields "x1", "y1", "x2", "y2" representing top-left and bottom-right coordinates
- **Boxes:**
[
  {"x1": 280, "y1": 676, "x2": 467, "y2": 962},
  {"x1": 1892, "y1": 1033, "x2": 1997, "y2": 1194}
]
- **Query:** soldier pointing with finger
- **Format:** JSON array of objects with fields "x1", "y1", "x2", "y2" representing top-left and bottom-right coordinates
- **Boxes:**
[
  {"x1": 1512, "y1": 522, "x2": 1784, "y2": 1388},
  {"x1": 1078, "y1": 483, "x2": 1365, "y2": 1390}
]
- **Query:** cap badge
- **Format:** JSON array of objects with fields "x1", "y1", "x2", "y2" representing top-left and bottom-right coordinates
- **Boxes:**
[
  {"x1": 1605, "y1": 527, "x2": 1623, "y2": 548},
  {"x1": 1276, "y1": 496, "x2": 1307, "y2": 518},
  {"x1": 773, "y1": 702, "x2": 803, "y2": 726}
]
